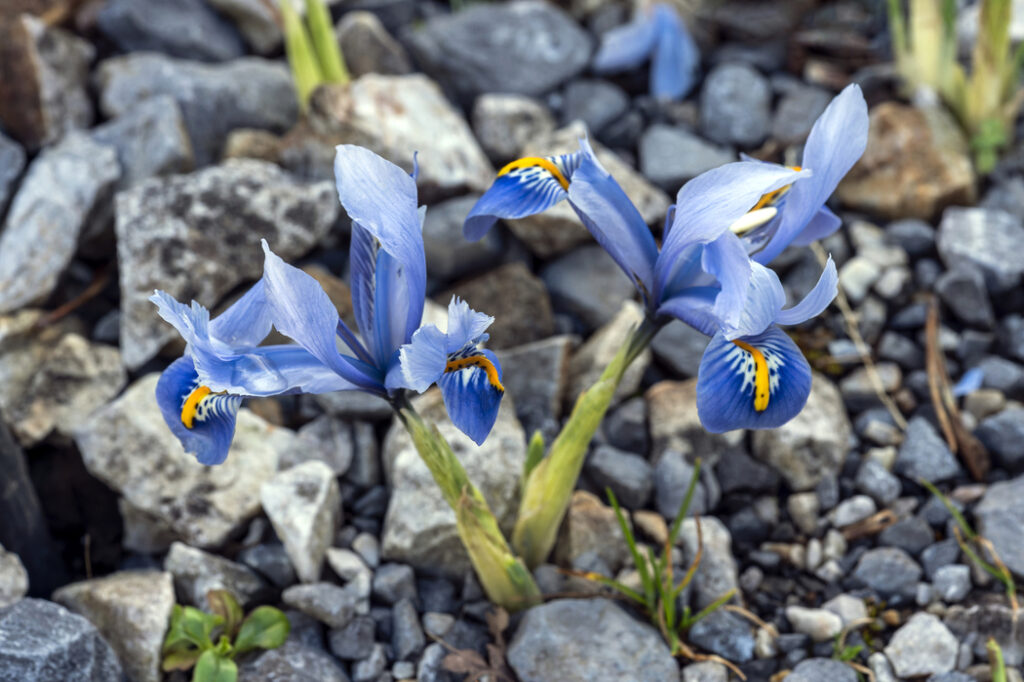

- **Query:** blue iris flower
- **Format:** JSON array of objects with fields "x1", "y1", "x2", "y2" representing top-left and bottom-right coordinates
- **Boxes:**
[
  {"x1": 592, "y1": 2, "x2": 700, "y2": 101},
  {"x1": 729, "y1": 84, "x2": 868, "y2": 264},
  {"x1": 152, "y1": 145, "x2": 505, "y2": 465}
]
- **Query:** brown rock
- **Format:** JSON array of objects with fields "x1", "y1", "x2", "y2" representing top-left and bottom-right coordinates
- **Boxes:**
[
  {"x1": 553, "y1": 490, "x2": 629, "y2": 572},
  {"x1": 645, "y1": 379, "x2": 740, "y2": 463},
  {"x1": 838, "y1": 102, "x2": 976, "y2": 221},
  {"x1": 335, "y1": 11, "x2": 411, "y2": 78}
]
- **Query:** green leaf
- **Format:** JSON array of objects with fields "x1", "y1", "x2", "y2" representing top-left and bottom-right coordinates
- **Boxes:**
[
  {"x1": 162, "y1": 648, "x2": 202, "y2": 672},
  {"x1": 305, "y1": 0, "x2": 349, "y2": 84},
  {"x1": 207, "y1": 591, "x2": 244, "y2": 640},
  {"x1": 193, "y1": 650, "x2": 238, "y2": 682},
  {"x1": 667, "y1": 458, "x2": 702, "y2": 545},
  {"x1": 521, "y1": 430, "x2": 545, "y2": 487},
  {"x1": 234, "y1": 607, "x2": 291, "y2": 655},
  {"x1": 989, "y1": 637, "x2": 1008, "y2": 682},
  {"x1": 681, "y1": 588, "x2": 736, "y2": 629},
  {"x1": 919, "y1": 478, "x2": 976, "y2": 540},
  {"x1": 281, "y1": 0, "x2": 324, "y2": 110},
  {"x1": 165, "y1": 606, "x2": 220, "y2": 653},
  {"x1": 606, "y1": 488, "x2": 653, "y2": 605}
]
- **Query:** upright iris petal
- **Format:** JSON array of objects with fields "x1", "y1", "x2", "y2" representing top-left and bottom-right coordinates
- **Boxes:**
[{"x1": 399, "y1": 297, "x2": 504, "y2": 445}]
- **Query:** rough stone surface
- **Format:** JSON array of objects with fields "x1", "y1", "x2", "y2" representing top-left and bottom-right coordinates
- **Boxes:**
[
  {"x1": 679, "y1": 516, "x2": 738, "y2": 609},
  {"x1": 381, "y1": 390, "x2": 525, "y2": 576},
  {"x1": 686, "y1": 609, "x2": 754, "y2": 663},
  {"x1": 423, "y1": 194, "x2": 503, "y2": 280},
  {"x1": 442, "y1": 263, "x2": 554, "y2": 349},
  {"x1": 496, "y1": 335, "x2": 574, "y2": 439},
  {"x1": 336, "y1": 11, "x2": 411, "y2": 78},
  {"x1": 115, "y1": 159, "x2": 336, "y2": 368},
  {"x1": 96, "y1": 53, "x2": 297, "y2": 165},
  {"x1": 640, "y1": 124, "x2": 735, "y2": 192},
  {"x1": 751, "y1": 373, "x2": 852, "y2": 490},
  {"x1": 977, "y1": 407, "x2": 1024, "y2": 468},
  {"x1": 206, "y1": 0, "x2": 280, "y2": 53},
  {"x1": 554, "y1": 490, "x2": 628, "y2": 572},
  {"x1": 699, "y1": 63, "x2": 771, "y2": 147},
  {"x1": 0, "y1": 133, "x2": 119, "y2": 314},
  {"x1": 261, "y1": 461, "x2": 341, "y2": 583},
  {"x1": 542, "y1": 245, "x2": 637, "y2": 330},
  {"x1": 838, "y1": 103, "x2": 976, "y2": 220},
  {"x1": 894, "y1": 417, "x2": 962, "y2": 483},
  {"x1": 585, "y1": 445, "x2": 653, "y2": 510},
  {"x1": 786, "y1": 605, "x2": 843, "y2": 642},
  {"x1": 937, "y1": 207, "x2": 1024, "y2": 292},
  {"x1": 786, "y1": 658, "x2": 858, "y2": 682},
  {"x1": 405, "y1": 1, "x2": 591, "y2": 101},
  {"x1": 975, "y1": 474, "x2": 1024, "y2": 578},
  {"x1": 936, "y1": 264, "x2": 995, "y2": 328},
  {"x1": 0, "y1": 132, "x2": 26, "y2": 215},
  {"x1": 0, "y1": 546, "x2": 27, "y2": 609},
  {"x1": 507, "y1": 599, "x2": 679, "y2": 682},
  {"x1": 164, "y1": 542, "x2": 269, "y2": 608},
  {"x1": 97, "y1": 0, "x2": 244, "y2": 62},
  {"x1": 645, "y1": 379, "x2": 737, "y2": 462},
  {"x1": 239, "y1": 640, "x2": 350, "y2": 681},
  {"x1": 472, "y1": 93, "x2": 555, "y2": 163},
  {"x1": 53, "y1": 570, "x2": 174, "y2": 682},
  {"x1": 852, "y1": 547, "x2": 922, "y2": 598},
  {"x1": 566, "y1": 302, "x2": 651, "y2": 410},
  {"x1": 282, "y1": 583, "x2": 357, "y2": 629},
  {"x1": 308, "y1": 74, "x2": 492, "y2": 201},
  {"x1": 884, "y1": 612, "x2": 957, "y2": 677},
  {"x1": 650, "y1": 320, "x2": 710, "y2": 378},
  {"x1": 75, "y1": 374, "x2": 293, "y2": 548}
]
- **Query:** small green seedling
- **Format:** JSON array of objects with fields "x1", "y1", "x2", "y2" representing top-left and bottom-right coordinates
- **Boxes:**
[
  {"x1": 989, "y1": 637, "x2": 1008, "y2": 682},
  {"x1": 162, "y1": 590, "x2": 291, "y2": 682},
  {"x1": 281, "y1": 0, "x2": 350, "y2": 110}
]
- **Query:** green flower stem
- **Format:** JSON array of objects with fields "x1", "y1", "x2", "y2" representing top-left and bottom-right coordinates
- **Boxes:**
[
  {"x1": 396, "y1": 401, "x2": 541, "y2": 610},
  {"x1": 512, "y1": 316, "x2": 661, "y2": 568}
]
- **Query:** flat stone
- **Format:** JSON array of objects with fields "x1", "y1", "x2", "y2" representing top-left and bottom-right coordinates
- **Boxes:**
[
  {"x1": 640, "y1": 124, "x2": 735, "y2": 193},
  {"x1": 327, "y1": 615, "x2": 375, "y2": 660},
  {"x1": 507, "y1": 598, "x2": 679, "y2": 682},
  {"x1": 96, "y1": 53, "x2": 297, "y2": 166},
  {"x1": 699, "y1": 63, "x2": 771, "y2": 147},
  {"x1": 372, "y1": 563, "x2": 416, "y2": 605},
  {"x1": 679, "y1": 516, "x2": 738, "y2": 610},
  {"x1": 496, "y1": 335, "x2": 574, "y2": 439},
  {"x1": 0, "y1": 132, "x2": 26, "y2": 215},
  {"x1": 336, "y1": 11, "x2": 411, "y2": 78},
  {"x1": 554, "y1": 490, "x2": 629, "y2": 573},
  {"x1": 977, "y1": 407, "x2": 1024, "y2": 468},
  {"x1": 423, "y1": 194, "x2": 503, "y2": 280},
  {"x1": 381, "y1": 390, "x2": 525, "y2": 577},
  {"x1": 838, "y1": 103, "x2": 975, "y2": 220},
  {"x1": 282, "y1": 583, "x2": 357, "y2": 629},
  {"x1": 655, "y1": 449, "x2": 707, "y2": 518},
  {"x1": 404, "y1": 1, "x2": 590, "y2": 101},
  {"x1": 391, "y1": 598, "x2": 424, "y2": 661},
  {"x1": 561, "y1": 79, "x2": 629, "y2": 135},
  {"x1": 75, "y1": 374, "x2": 292, "y2": 548},
  {"x1": 53, "y1": 570, "x2": 174, "y2": 682},
  {"x1": 0, "y1": 598, "x2": 123, "y2": 682},
  {"x1": 239, "y1": 639, "x2": 350, "y2": 681},
  {"x1": 936, "y1": 264, "x2": 995, "y2": 328},
  {"x1": 238, "y1": 543, "x2": 297, "y2": 588},
  {"x1": 541, "y1": 245, "x2": 637, "y2": 330},
  {"x1": 650, "y1": 320, "x2": 710, "y2": 378},
  {"x1": 884, "y1": 612, "x2": 957, "y2": 677},
  {"x1": 115, "y1": 159, "x2": 336, "y2": 368},
  {"x1": 566, "y1": 301, "x2": 651, "y2": 411},
  {"x1": 933, "y1": 564, "x2": 971, "y2": 602},
  {"x1": 822, "y1": 594, "x2": 868, "y2": 626},
  {"x1": 878, "y1": 515, "x2": 934, "y2": 555},
  {"x1": 751, "y1": 373, "x2": 852, "y2": 491},
  {"x1": 308, "y1": 74, "x2": 493, "y2": 201},
  {"x1": 771, "y1": 83, "x2": 832, "y2": 145},
  {"x1": 164, "y1": 542, "x2": 269, "y2": 608},
  {"x1": 894, "y1": 417, "x2": 962, "y2": 484},
  {"x1": 681, "y1": 661, "x2": 728, "y2": 682},
  {"x1": 284, "y1": 415, "x2": 355, "y2": 476},
  {"x1": 975, "y1": 474, "x2": 1024, "y2": 577},
  {"x1": 785, "y1": 605, "x2": 842, "y2": 642},
  {"x1": 472, "y1": 94, "x2": 555, "y2": 163},
  {"x1": 852, "y1": 547, "x2": 922, "y2": 599},
  {"x1": 855, "y1": 458, "x2": 901, "y2": 506},
  {"x1": 687, "y1": 609, "x2": 754, "y2": 663},
  {"x1": 937, "y1": 207, "x2": 1024, "y2": 293},
  {"x1": 586, "y1": 445, "x2": 653, "y2": 510},
  {"x1": 98, "y1": 0, "x2": 244, "y2": 61},
  {"x1": 0, "y1": 546, "x2": 27, "y2": 608},
  {"x1": 0, "y1": 133, "x2": 119, "y2": 314},
  {"x1": 830, "y1": 495, "x2": 877, "y2": 527},
  {"x1": 206, "y1": 0, "x2": 280, "y2": 53},
  {"x1": 645, "y1": 379, "x2": 738, "y2": 462},
  {"x1": 261, "y1": 461, "x2": 341, "y2": 583},
  {"x1": 787, "y1": 658, "x2": 858, "y2": 682},
  {"x1": 0, "y1": 15, "x2": 94, "y2": 150}
]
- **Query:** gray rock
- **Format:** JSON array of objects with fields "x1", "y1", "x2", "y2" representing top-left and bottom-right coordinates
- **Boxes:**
[
  {"x1": 839, "y1": 363, "x2": 903, "y2": 412},
  {"x1": 771, "y1": 83, "x2": 832, "y2": 144},
  {"x1": 284, "y1": 415, "x2": 355, "y2": 476},
  {"x1": 699, "y1": 63, "x2": 771, "y2": 147},
  {"x1": 372, "y1": 563, "x2": 417, "y2": 605},
  {"x1": 507, "y1": 598, "x2": 679, "y2": 682},
  {"x1": 586, "y1": 445, "x2": 653, "y2": 509},
  {"x1": 650, "y1": 320, "x2": 710, "y2": 378},
  {"x1": 351, "y1": 533, "x2": 380, "y2": 569},
  {"x1": 681, "y1": 661, "x2": 728, "y2": 682},
  {"x1": 553, "y1": 491, "x2": 628, "y2": 573},
  {"x1": 238, "y1": 543, "x2": 297, "y2": 588},
  {"x1": 165, "y1": 542, "x2": 269, "y2": 608},
  {"x1": 53, "y1": 570, "x2": 174, "y2": 682},
  {"x1": 978, "y1": 356, "x2": 1024, "y2": 399},
  {"x1": 541, "y1": 246, "x2": 637, "y2": 331},
  {"x1": 0, "y1": 15, "x2": 95, "y2": 150},
  {"x1": 786, "y1": 658, "x2": 858, "y2": 682},
  {"x1": 831, "y1": 495, "x2": 877, "y2": 527},
  {"x1": 561, "y1": 79, "x2": 629, "y2": 134},
  {"x1": 895, "y1": 417, "x2": 962, "y2": 483},
  {"x1": 352, "y1": 643, "x2": 386, "y2": 682},
  {"x1": 887, "y1": 218, "x2": 935, "y2": 256},
  {"x1": 328, "y1": 615, "x2": 375, "y2": 660},
  {"x1": 206, "y1": 0, "x2": 280, "y2": 54},
  {"x1": 933, "y1": 564, "x2": 971, "y2": 602},
  {"x1": 785, "y1": 605, "x2": 843, "y2": 642},
  {"x1": 602, "y1": 397, "x2": 649, "y2": 456},
  {"x1": 751, "y1": 373, "x2": 852, "y2": 490},
  {"x1": 686, "y1": 609, "x2": 755, "y2": 662},
  {"x1": 336, "y1": 11, "x2": 412, "y2": 78},
  {"x1": 308, "y1": 74, "x2": 493, "y2": 202},
  {"x1": 639, "y1": 124, "x2": 735, "y2": 193},
  {"x1": 115, "y1": 159, "x2": 336, "y2": 368},
  {"x1": 839, "y1": 256, "x2": 881, "y2": 303},
  {"x1": 472, "y1": 94, "x2": 555, "y2": 163},
  {"x1": 655, "y1": 450, "x2": 706, "y2": 519},
  {"x1": 884, "y1": 612, "x2": 957, "y2": 677},
  {"x1": 822, "y1": 594, "x2": 868, "y2": 626},
  {"x1": 96, "y1": 53, "x2": 297, "y2": 166},
  {"x1": 944, "y1": 602, "x2": 1024, "y2": 666},
  {"x1": 0, "y1": 133, "x2": 119, "y2": 314},
  {"x1": 283, "y1": 583, "x2": 358, "y2": 629},
  {"x1": 98, "y1": 0, "x2": 244, "y2": 61},
  {"x1": 1000, "y1": 314, "x2": 1024, "y2": 362},
  {"x1": 442, "y1": 262, "x2": 554, "y2": 348},
  {"x1": 405, "y1": 1, "x2": 590, "y2": 101},
  {"x1": 392, "y1": 598, "x2": 425, "y2": 661},
  {"x1": 261, "y1": 461, "x2": 341, "y2": 584},
  {"x1": 975, "y1": 474, "x2": 1024, "y2": 577},
  {"x1": 90, "y1": 96, "x2": 194, "y2": 189},
  {"x1": 0, "y1": 546, "x2": 27, "y2": 608},
  {"x1": 423, "y1": 194, "x2": 503, "y2": 280},
  {"x1": 936, "y1": 264, "x2": 995, "y2": 328},
  {"x1": 922, "y1": 539, "x2": 961, "y2": 579},
  {"x1": 646, "y1": 379, "x2": 737, "y2": 462},
  {"x1": 877, "y1": 332, "x2": 923, "y2": 371},
  {"x1": 852, "y1": 547, "x2": 922, "y2": 598},
  {"x1": 679, "y1": 517, "x2": 738, "y2": 610},
  {"x1": 326, "y1": 548, "x2": 371, "y2": 584},
  {"x1": 496, "y1": 335, "x2": 574, "y2": 440},
  {"x1": 855, "y1": 458, "x2": 901, "y2": 505},
  {"x1": 878, "y1": 516, "x2": 934, "y2": 555},
  {"x1": 239, "y1": 640, "x2": 350, "y2": 681},
  {"x1": 75, "y1": 374, "x2": 293, "y2": 548},
  {"x1": 315, "y1": 391, "x2": 392, "y2": 422},
  {"x1": 0, "y1": 598, "x2": 123, "y2": 682},
  {"x1": 976, "y1": 407, "x2": 1024, "y2": 468},
  {"x1": 565, "y1": 302, "x2": 651, "y2": 411},
  {"x1": 381, "y1": 390, "x2": 525, "y2": 576},
  {"x1": 937, "y1": 207, "x2": 1024, "y2": 292},
  {"x1": 0, "y1": 132, "x2": 26, "y2": 216},
  {"x1": 421, "y1": 612, "x2": 455, "y2": 639},
  {"x1": 417, "y1": 642, "x2": 447, "y2": 681}
]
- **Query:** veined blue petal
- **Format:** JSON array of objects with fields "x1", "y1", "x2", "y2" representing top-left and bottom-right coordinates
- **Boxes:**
[
  {"x1": 261, "y1": 241, "x2": 383, "y2": 393},
  {"x1": 349, "y1": 223, "x2": 378, "y2": 349},
  {"x1": 697, "y1": 327, "x2": 812, "y2": 433},
  {"x1": 335, "y1": 145, "x2": 426, "y2": 346},
  {"x1": 702, "y1": 233, "x2": 751, "y2": 331},
  {"x1": 592, "y1": 8, "x2": 658, "y2": 72},
  {"x1": 776, "y1": 256, "x2": 837, "y2": 326},
  {"x1": 754, "y1": 84, "x2": 868, "y2": 264},
  {"x1": 650, "y1": 4, "x2": 699, "y2": 100},
  {"x1": 445, "y1": 297, "x2": 493, "y2": 353},
  {"x1": 437, "y1": 349, "x2": 504, "y2": 445},
  {"x1": 952, "y1": 367, "x2": 984, "y2": 397},
  {"x1": 156, "y1": 356, "x2": 241, "y2": 466},
  {"x1": 372, "y1": 247, "x2": 412, "y2": 368},
  {"x1": 726, "y1": 262, "x2": 786, "y2": 339},
  {"x1": 657, "y1": 286, "x2": 720, "y2": 336},
  {"x1": 567, "y1": 139, "x2": 659, "y2": 296},
  {"x1": 463, "y1": 153, "x2": 581, "y2": 241},
  {"x1": 789, "y1": 206, "x2": 842, "y2": 247},
  {"x1": 399, "y1": 324, "x2": 448, "y2": 392},
  {"x1": 209, "y1": 279, "x2": 274, "y2": 348}
]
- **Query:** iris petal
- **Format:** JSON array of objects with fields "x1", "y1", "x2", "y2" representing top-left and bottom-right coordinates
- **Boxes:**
[
  {"x1": 445, "y1": 297, "x2": 493, "y2": 354},
  {"x1": 208, "y1": 279, "x2": 274, "y2": 348},
  {"x1": 399, "y1": 324, "x2": 448, "y2": 392},
  {"x1": 696, "y1": 327, "x2": 812, "y2": 433},
  {"x1": 789, "y1": 206, "x2": 841, "y2": 247},
  {"x1": 776, "y1": 256, "x2": 837, "y2": 327},
  {"x1": 156, "y1": 356, "x2": 241, "y2": 466},
  {"x1": 650, "y1": 5, "x2": 699, "y2": 100},
  {"x1": 437, "y1": 349, "x2": 504, "y2": 445},
  {"x1": 726, "y1": 262, "x2": 787, "y2": 339},
  {"x1": 463, "y1": 153, "x2": 581, "y2": 241},
  {"x1": 349, "y1": 223, "x2": 378, "y2": 348},
  {"x1": 592, "y1": 8, "x2": 659, "y2": 72},
  {"x1": 702, "y1": 233, "x2": 752, "y2": 331}
]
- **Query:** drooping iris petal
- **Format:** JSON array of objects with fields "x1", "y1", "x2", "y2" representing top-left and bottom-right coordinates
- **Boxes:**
[
  {"x1": 776, "y1": 257, "x2": 837, "y2": 326},
  {"x1": 334, "y1": 144, "x2": 426, "y2": 346},
  {"x1": 445, "y1": 297, "x2": 493, "y2": 354},
  {"x1": 753, "y1": 84, "x2": 868, "y2": 264},
  {"x1": 567, "y1": 140, "x2": 659, "y2": 296},
  {"x1": 650, "y1": 4, "x2": 699, "y2": 100},
  {"x1": 696, "y1": 327, "x2": 812, "y2": 433},
  {"x1": 701, "y1": 233, "x2": 751, "y2": 330},
  {"x1": 399, "y1": 324, "x2": 448, "y2": 392},
  {"x1": 952, "y1": 367, "x2": 984, "y2": 397},
  {"x1": 156, "y1": 356, "x2": 242, "y2": 466},
  {"x1": 789, "y1": 206, "x2": 841, "y2": 247},
  {"x1": 592, "y1": 8, "x2": 659, "y2": 73},
  {"x1": 463, "y1": 153, "x2": 581, "y2": 241},
  {"x1": 725, "y1": 262, "x2": 787, "y2": 339},
  {"x1": 208, "y1": 279, "x2": 274, "y2": 348},
  {"x1": 437, "y1": 349, "x2": 504, "y2": 446},
  {"x1": 656, "y1": 286, "x2": 720, "y2": 336},
  {"x1": 261, "y1": 241, "x2": 382, "y2": 392},
  {"x1": 348, "y1": 223, "x2": 378, "y2": 348}
]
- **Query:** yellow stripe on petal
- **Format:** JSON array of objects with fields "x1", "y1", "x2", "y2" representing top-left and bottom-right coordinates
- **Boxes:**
[
  {"x1": 732, "y1": 340, "x2": 770, "y2": 412},
  {"x1": 497, "y1": 157, "x2": 570, "y2": 191},
  {"x1": 181, "y1": 385, "x2": 212, "y2": 429},
  {"x1": 445, "y1": 354, "x2": 505, "y2": 393}
]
